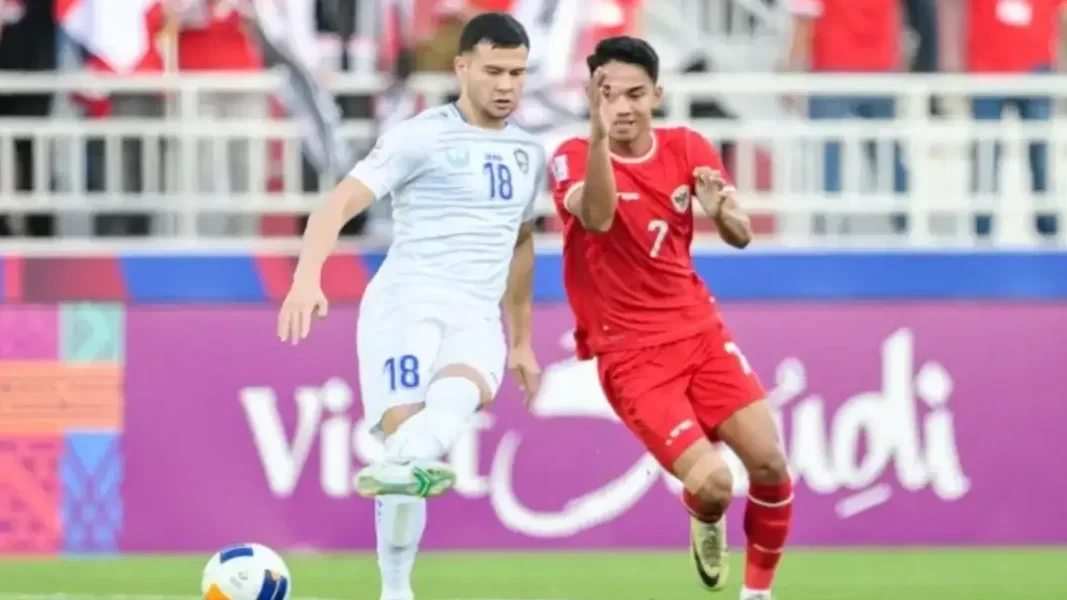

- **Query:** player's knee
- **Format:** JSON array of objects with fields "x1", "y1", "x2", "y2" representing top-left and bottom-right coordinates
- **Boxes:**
[
  {"x1": 692, "y1": 466, "x2": 734, "y2": 513},
  {"x1": 379, "y1": 404, "x2": 424, "y2": 436},
  {"x1": 745, "y1": 446, "x2": 790, "y2": 485}
]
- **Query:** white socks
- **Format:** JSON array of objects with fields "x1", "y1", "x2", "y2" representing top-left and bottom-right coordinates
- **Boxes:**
[
  {"x1": 374, "y1": 377, "x2": 481, "y2": 599},
  {"x1": 387, "y1": 377, "x2": 482, "y2": 461},
  {"x1": 375, "y1": 494, "x2": 427, "y2": 600}
]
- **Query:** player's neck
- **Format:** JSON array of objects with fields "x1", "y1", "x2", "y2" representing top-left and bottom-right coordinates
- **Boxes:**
[
  {"x1": 454, "y1": 97, "x2": 507, "y2": 130},
  {"x1": 608, "y1": 133, "x2": 654, "y2": 160}
]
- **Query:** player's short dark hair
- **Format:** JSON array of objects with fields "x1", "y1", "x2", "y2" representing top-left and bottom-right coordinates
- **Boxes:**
[
  {"x1": 458, "y1": 12, "x2": 530, "y2": 54},
  {"x1": 586, "y1": 36, "x2": 660, "y2": 83}
]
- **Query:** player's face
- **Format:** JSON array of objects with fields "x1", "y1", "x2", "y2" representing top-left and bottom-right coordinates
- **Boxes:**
[
  {"x1": 455, "y1": 43, "x2": 529, "y2": 121},
  {"x1": 600, "y1": 61, "x2": 662, "y2": 143}
]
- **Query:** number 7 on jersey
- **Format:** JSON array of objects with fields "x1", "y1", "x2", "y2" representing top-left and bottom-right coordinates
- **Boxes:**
[{"x1": 647, "y1": 219, "x2": 669, "y2": 258}]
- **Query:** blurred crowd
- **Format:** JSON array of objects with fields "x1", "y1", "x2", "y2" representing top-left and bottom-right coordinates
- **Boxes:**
[{"x1": 0, "y1": 0, "x2": 1064, "y2": 239}]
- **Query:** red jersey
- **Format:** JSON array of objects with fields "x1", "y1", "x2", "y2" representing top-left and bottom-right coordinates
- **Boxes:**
[
  {"x1": 790, "y1": 0, "x2": 901, "y2": 72},
  {"x1": 178, "y1": 9, "x2": 261, "y2": 72},
  {"x1": 966, "y1": 0, "x2": 1065, "y2": 72},
  {"x1": 550, "y1": 127, "x2": 730, "y2": 360}
]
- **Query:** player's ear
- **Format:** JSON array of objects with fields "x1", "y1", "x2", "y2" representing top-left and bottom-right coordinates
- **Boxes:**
[
  {"x1": 453, "y1": 54, "x2": 468, "y2": 78},
  {"x1": 652, "y1": 85, "x2": 664, "y2": 108}
]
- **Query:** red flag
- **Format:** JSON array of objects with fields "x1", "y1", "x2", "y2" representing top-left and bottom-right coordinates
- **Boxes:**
[
  {"x1": 58, "y1": 0, "x2": 166, "y2": 73},
  {"x1": 57, "y1": 0, "x2": 167, "y2": 116}
]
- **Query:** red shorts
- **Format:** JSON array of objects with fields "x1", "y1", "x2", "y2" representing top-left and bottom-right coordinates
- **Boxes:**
[{"x1": 596, "y1": 325, "x2": 766, "y2": 470}]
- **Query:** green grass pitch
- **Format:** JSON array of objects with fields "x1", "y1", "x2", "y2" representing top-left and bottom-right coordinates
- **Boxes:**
[{"x1": 1, "y1": 549, "x2": 1065, "y2": 600}]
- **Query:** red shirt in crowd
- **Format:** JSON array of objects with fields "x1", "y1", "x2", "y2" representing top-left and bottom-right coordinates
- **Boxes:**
[
  {"x1": 790, "y1": 0, "x2": 901, "y2": 72},
  {"x1": 468, "y1": 0, "x2": 512, "y2": 10},
  {"x1": 586, "y1": 0, "x2": 643, "y2": 40},
  {"x1": 76, "y1": 0, "x2": 259, "y2": 74},
  {"x1": 967, "y1": 0, "x2": 1066, "y2": 72},
  {"x1": 178, "y1": 7, "x2": 260, "y2": 72}
]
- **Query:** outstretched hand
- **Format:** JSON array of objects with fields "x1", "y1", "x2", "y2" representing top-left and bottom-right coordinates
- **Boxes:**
[
  {"x1": 277, "y1": 277, "x2": 329, "y2": 345},
  {"x1": 693, "y1": 166, "x2": 729, "y2": 219},
  {"x1": 508, "y1": 345, "x2": 541, "y2": 407},
  {"x1": 587, "y1": 68, "x2": 613, "y2": 142}
]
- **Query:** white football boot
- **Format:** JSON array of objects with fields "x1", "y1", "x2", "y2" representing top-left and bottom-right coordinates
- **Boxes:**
[
  {"x1": 356, "y1": 459, "x2": 456, "y2": 498},
  {"x1": 691, "y1": 515, "x2": 730, "y2": 591}
]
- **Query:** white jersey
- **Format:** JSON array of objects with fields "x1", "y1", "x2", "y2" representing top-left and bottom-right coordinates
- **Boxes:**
[{"x1": 350, "y1": 103, "x2": 546, "y2": 316}]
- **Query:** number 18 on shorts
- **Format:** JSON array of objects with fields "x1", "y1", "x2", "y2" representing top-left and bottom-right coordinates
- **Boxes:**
[{"x1": 356, "y1": 305, "x2": 507, "y2": 431}]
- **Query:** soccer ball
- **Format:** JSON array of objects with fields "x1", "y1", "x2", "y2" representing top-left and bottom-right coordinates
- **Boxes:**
[{"x1": 201, "y1": 543, "x2": 291, "y2": 600}]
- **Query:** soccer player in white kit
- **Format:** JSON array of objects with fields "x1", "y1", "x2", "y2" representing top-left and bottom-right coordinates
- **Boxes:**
[{"x1": 277, "y1": 13, "x2": 542, "y2": 600}]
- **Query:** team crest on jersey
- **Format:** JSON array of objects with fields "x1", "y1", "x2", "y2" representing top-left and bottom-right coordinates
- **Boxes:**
[
  {"x1": 446, "y1": 147, "x2": 470, "y2": 167},
  {"x1": 671, "y1": 185, "x2": 691, "y2": 213},
  {"x1": 513, "y1": 149, "x2": 530, "y2": 174}
]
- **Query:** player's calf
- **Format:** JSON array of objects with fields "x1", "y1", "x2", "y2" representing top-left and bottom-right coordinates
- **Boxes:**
[
  {"x1": 673, "y1": 440, "x2": 734, "y2": 592},
  {"x1": 375, "y1": 494, "x2": 425, "y2": 600},
  {"x1": 718, "y1": 401, "x2": 794, "y2": 598},
  {"x1": 389, "y1": 363, "x2": 491, "y2": 460},
  {"x1": 356, "y1": 364, "x2": 492, "y2": 498}
]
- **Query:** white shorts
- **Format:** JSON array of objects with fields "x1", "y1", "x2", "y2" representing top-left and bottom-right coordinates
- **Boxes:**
[{"x1": 356, "y1": 298, "x2": 507, "y2": 431}]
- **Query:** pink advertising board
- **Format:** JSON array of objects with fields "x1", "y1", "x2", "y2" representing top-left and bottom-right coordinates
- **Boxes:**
[{"x1": 118, "y1": 304, "x2": 1067, "y2": 550}]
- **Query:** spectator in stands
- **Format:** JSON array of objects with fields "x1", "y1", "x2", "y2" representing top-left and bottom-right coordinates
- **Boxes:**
[
  {"x1": 785, "y1": 0, "x2": 910, "y2": 202},
  {"x1": 904, "y1": 0, "x2": 942, "y2": 117},
  {"x1": 73, "y1": 0, "x2": 272, "y2": 237},
  {"x1": 0, "y1": 0, "x2": 57, "y2": 237},
  {"x1": 262, "y1": 0, "x2": 370, "y2": 238},
  {"x1": 404, "y1": 1, "x2": 515, "y2": 74},
  {"x1": 172, "y1": 0, "x2": 268, "y2": 236},
  {"x1": 964, "y1": 0, "x2": 1064, "y2": 237},
  {"x1": 73, "y1": 1, "x2": 169, "y2": 237}
]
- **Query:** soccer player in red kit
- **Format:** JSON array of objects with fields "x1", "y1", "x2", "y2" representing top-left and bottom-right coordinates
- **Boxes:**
[{"x1": 549, "y1": 37, "x2": 793, "y2": 600}]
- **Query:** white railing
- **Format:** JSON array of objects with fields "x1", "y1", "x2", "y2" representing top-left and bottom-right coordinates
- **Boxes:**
[{"x1": 1, "y1": 72, "x2": 1066, "y2": 248}]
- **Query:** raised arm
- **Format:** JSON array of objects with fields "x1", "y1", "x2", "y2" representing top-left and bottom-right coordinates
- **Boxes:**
[
  {"x1": 549, "y1": 137, "x2": 612, "y2": 233},
  {"x1": 574, "y1": 134, "x2": 618, "y2": 233},
  {"x1": 555, "y1": 69, "x2": 618, "y2": 233},
  {"x1": 784, "y1": 0, "x2": 819, "y2": 72},
  {"x1": 687, "y1": 129, "x2": 752, "y2": 249}
]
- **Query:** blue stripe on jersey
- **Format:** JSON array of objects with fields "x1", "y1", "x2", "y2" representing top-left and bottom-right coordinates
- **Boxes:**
[{"x1": 218, "y1": 546, "x2": 254, "y2": 563}]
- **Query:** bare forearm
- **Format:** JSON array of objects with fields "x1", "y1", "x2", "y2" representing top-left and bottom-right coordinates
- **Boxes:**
[
  {"x1": 294, "y1": 182, "x2": 366, "y2": 281},
  {"x1": 785, "y1": 16, "x2": 812, "y2": 71},
  {"x1": 503, "y1": 233, "x2": 535, "y2": 348},
  {"x1": 294, "y1": 209, "x2": 344, "y2": 281},
  {"x1": 714, "y1": 201, "x2": 752, "y2": 249},
  {"x1": 578, "y1": 139, "x2": 617, "y2": 232}
]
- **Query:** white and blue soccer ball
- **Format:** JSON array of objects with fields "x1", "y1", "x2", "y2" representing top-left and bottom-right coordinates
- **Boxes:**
[{"x1": 201, "y1": 543, "x2": 291, "y2": 600}]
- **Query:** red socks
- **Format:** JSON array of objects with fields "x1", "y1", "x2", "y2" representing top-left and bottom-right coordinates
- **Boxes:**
[
  {"x1": 743, "y1": 479, "x2": 794, "y2": 590},
  {"x1": 681, "y1": 478, "x2": 794, "y2": 591}
]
